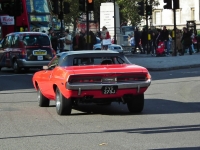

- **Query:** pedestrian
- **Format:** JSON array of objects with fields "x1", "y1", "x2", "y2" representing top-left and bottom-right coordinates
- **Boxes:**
[
  {"x1": 72, "y1": 31, "x2": 85, "y2": 50},
  {"x1": 141, "y1": 28, "x2": 148, "y2": 54},
  {"x1": 180, "y1": 27, "x2": 193, "y2": 55},
  {"x1": 50, "y1": 32, "x2": 58, "y2": 53},
  {"x1": 150, "y1": 31, "x2": 157, "y2": 56},
  {"x1": 48, "y1": 27, "x2": 53, "y2": 38},
  {"x1": 63, "y1": 29, "x2": 72, "y2": 52},
  {"x1": 175, "y1": 28, "x2": 182, "y2": 55},
  {"x1": 130, "y1": 34, "x2": 135, "y2": 47},
  {"x1": 160, "y1": 26, "x2": 170, "y2": 56},
  {"x1": 85, "y1": 30, "x2": 96, "y2": 50},
  {"x1": 100, "y1": 26, "x2": 111, "y2": 50},
  {"x1": 132, "y1": 27, "x2": 142, "y2": 54}
]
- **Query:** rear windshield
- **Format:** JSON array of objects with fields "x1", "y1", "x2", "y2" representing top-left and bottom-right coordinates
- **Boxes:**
[
  {"x1": 23, "y1": 35, "x2": 50, "y2": 46},
  {"x1": 73, "y1": 56, "x2": 126, "y2": 66}
]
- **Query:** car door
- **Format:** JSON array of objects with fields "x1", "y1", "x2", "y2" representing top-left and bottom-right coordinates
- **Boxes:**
[{"x1": 39, "y1": 56, "x2": 59, "y2": 99}]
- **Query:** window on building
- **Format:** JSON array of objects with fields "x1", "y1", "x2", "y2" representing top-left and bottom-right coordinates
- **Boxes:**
[
  {"x1": 175, "y1": 10, "x2": 180, "y2": 24},
  {"x1": 191, "y1": 7, "x2": 195, "y2": 20},
  {"x1": 154, "y1": 10, "x2": 161, "y2": 25}
]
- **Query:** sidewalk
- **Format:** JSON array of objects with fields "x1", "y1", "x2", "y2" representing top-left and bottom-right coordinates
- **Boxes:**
[{"x1": 126, "y1": 52, "x2": 200, "y2": 71}]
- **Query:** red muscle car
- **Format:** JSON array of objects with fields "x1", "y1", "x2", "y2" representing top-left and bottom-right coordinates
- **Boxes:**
[{"x1": 32, "y1": 50, "x2": 151, "y2": 115}]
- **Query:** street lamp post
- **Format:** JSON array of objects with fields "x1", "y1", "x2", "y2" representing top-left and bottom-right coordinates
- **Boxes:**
[{"x1": 113, "y1": 0, "x2": 117, "y2": 44}]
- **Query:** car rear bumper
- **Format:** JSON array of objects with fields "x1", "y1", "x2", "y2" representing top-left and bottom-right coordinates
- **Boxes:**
[
  {"x1": 64, "y1": 80, "x2": 151, "y2": 99},
  {"x1": 17, "y1": 59, "x2": 50, "y2": 67},
  {"x1": 63, "y1": 87, "x2": 148, "y2": 99}
]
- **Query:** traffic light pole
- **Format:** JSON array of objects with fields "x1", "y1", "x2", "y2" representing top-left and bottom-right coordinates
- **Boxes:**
[
  {"x1": 146, "y1": 0, "x2": 149, "y2": 53},
  {"x1": 113, "y1": 0, "x2": 117, "y2": 44},
  {"x1": 86, "y1": 10, "x2": 90, "y2": 50},
  {"x1": 173, "y1": 1, "x2": 177, "y2": 56}
]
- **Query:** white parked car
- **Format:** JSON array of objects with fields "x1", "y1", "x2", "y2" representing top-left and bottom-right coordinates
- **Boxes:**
[{"x1": 93, "y1": 43, "x2": 123, "y2": 53}]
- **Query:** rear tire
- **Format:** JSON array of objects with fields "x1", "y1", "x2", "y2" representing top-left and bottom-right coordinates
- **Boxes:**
[
  {"x1": 127, "y1": 94, "x2": 144, "y2": 113},
  {"x1": 37, "y1": 88, "x2": 50, "y2": 107},
  {"x1": 56, "y1": 88, "x2": 72, "y2": 115},
  {"x1": 13, "y1": 59, "x2": 21, "y2": 73}
]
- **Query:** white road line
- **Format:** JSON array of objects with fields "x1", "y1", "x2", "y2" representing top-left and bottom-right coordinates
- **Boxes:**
[{"x1": 0, "y1": 74, "x2": 33, "y2": 77}]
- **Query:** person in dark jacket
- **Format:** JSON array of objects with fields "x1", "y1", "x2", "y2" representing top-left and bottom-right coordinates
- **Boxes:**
[
  {"x1": 180, "y1": 27, "x2": 192, "y2": 55},
  {"x1": 72, "y1": 31, "x2": 85, "y2": 50},
  {"x1": 132, "y1": 27, "x2": 142, "y2": 54},
  {"x1": 160, "y1": 26, "x2": 170, "y2": 56},
  {"x1": 141, "y1": 28, "x2": 148, "y2": 54},
  {"x1": 50, "y1": 32, "x2": 58, "y2": 53}
]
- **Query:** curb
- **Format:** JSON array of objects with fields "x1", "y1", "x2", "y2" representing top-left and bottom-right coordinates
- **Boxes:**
[{"x1": 147, "y1": 64, "x2": 200, "y2": 71}]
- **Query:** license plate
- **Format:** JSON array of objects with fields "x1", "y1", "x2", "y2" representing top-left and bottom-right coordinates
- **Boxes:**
[
  {"x1": 33, "y1": 51, "x2": 47, "y2": 55},
  {"x1": 102, "y1": 86, "x2": 118, "y2": 94},
  {"x1": 37, "y1": 56, "x2": 43, "y2": 60}
]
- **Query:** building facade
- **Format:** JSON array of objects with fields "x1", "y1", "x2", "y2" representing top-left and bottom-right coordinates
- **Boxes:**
[{"x1": 150, "y1": 0, "x2": 200, "y2": 30}]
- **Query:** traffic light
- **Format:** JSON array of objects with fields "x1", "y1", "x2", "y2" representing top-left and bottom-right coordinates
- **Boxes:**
[
  {"x1": 79, "y1": 0, "x2": 85, "y2": 12},
  {"x1": 87, "y1": 0, "x2": 94, "y2": 11},
  {"x1": 64, "y1": 2, "x2": 70, "y2": 14},
  {"x1": 52, "y1": 0, "x2": 59, "y2": 14},
  {"x1": 137, "y1": 1, "x2": 144, "y2": 16},
  {"x1": 174, "y1": 0, "x2": 180, "y2": 9},
  {"x1": 163, "y1": 0, "x2": 172, "y2": 9},
  {"x1": 146, "y1": 5, "x2": 152, "y2": 16}
]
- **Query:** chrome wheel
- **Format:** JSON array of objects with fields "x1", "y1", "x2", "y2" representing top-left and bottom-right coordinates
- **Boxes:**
[
  {"x1": 37, "y1": 88, "x2": 50, "y2": 107},
  {"x1": 55, "y1": 88, "x2": 72, "y2": 115},
  {"x1": 56, "y1": 93, "x2": 61, "y2": 111}
]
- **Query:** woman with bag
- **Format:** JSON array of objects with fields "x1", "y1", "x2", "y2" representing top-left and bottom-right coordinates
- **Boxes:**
[{"x1": 100, "y1": 26, "x2": 111, "y2": 50}]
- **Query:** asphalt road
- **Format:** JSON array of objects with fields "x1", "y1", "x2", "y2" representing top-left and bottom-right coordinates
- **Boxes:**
[{"x1": 0, "y1": 68, "x2": 200, "y2": 150}]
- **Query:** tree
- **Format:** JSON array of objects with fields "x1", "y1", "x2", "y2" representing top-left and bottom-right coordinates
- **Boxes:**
[{"x1": 117, "y1": 0, "x2": 159, "y2": 26}]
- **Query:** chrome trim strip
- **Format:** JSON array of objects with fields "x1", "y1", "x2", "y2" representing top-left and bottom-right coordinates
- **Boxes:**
[{"x1": 66, "y1": 80, "x2": 151, "y2": 90}]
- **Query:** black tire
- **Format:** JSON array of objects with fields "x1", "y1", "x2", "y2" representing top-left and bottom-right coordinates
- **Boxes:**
[
  {"x1": 127, "y1": 94, "x2": 144, "y2": 113},
  {"x1": 13, "y1": 59, "x2": 21, "y2": 73},
  {"x1": 37, "y1": 88, "x2": 50, "y2": 107},
  {"x1": 56, "y1": 88, "x2": 72, "y2": 115}
]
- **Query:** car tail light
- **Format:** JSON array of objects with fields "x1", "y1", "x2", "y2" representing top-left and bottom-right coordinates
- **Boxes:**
[
  {"x1": 21, "y1": 49, "x2": 27, "y2": 59},
  {"x1": 68, "y1": 75, "x2": 102, "y2": 83},
  {"x1": 68, "y1": 72, "x2": 151, "y2": 84},
  {"x1": 146, "y1": 72, "x2": 151, "y2": 80},
  {"x1": 117, "y1": 73, "x2": 149, "y2": 82}
]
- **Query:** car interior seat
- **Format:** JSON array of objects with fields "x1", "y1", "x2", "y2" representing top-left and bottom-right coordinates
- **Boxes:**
[{"x1": 101, "y1": 59, "x2": 113, "y2": 65}]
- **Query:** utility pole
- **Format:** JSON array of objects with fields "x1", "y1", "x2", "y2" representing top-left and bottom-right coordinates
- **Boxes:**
[
  {"x1": 173, "y1": 5, "x2": 177, "y2": 56},
  {"x1": 86, "y1": 4, "x2": 90, "y2": 50},
  {"x1": 145, "y1": 0, "x2": 149, "y2": 53},
  {"x1": 113, "y1": 0, "x2": 117, "y2": 44}
]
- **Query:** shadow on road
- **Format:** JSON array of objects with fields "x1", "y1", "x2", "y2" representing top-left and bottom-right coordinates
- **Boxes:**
[{"x1": 71, "y1": 98, "x2": 200, "y2": 115}]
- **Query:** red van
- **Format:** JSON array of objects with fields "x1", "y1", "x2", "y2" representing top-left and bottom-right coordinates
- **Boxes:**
[{"x1": 0, "y1": 32, "x2": 56, "y2": 73}]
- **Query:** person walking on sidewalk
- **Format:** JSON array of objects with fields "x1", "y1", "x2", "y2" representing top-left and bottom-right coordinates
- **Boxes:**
[
  {"x1": 132, "y1": 27, "x2": 142, "y2": 54},
  {"x1": 141, "y1": 28, "x2": 148, "y2": 54},
  {"x1": 180, "y1": 27, "x2": 193, "y2": 55},
  {"x1": 161, "y1": 26, "x2": 170, "y2": 56}
]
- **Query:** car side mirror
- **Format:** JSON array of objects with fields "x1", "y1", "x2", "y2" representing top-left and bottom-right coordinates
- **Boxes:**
[{"x1": 43, "y1": 66, "x2": 48, "y2": 70}]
